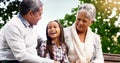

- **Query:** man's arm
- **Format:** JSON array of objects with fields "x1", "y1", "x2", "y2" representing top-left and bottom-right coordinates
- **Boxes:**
[{"x1": 4, "y1": 24, "x2": 54, "y2": 63}]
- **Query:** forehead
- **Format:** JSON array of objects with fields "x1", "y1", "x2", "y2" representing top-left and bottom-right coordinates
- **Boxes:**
[
  {"x1": 36, "y1": 6, "x2": 43, "y2": 14},
  {"x1": 48, "y1": 21, "x2": 59, "y2": 26},
  {"x1": 40, "y1": 7, "x2": 43, "y2": 12},
  {"x1": 77, "y1": 11, "x2": 89, "y2": 18}
]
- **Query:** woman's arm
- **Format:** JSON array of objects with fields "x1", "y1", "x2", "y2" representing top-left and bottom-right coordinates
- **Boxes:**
[{"x1": 91, "y1": 35, "x2": 104, "y2": 63}]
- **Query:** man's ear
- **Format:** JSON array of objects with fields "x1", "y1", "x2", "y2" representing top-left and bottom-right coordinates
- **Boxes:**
[{"x1": 27, "y1": 10, "x2": 33, "y2": 18}]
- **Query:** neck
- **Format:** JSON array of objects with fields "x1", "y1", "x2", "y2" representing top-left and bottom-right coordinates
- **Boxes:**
[
  {"x1": 52, "y1": 38, "x2": 60, "y2": 47},
  {"x1": 77, "y1": 31, "x2": 87, "y2": 42},
  {"x1": 22, "y1": 14, "x2": 32, "y2": 26}
]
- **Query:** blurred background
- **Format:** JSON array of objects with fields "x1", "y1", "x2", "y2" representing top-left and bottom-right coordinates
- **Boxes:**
[{"x1": 0, "y1": 0, "x2": 120, "y2": 54}]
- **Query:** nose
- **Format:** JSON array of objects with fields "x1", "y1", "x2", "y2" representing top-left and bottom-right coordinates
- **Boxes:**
[
  {"x1": 39, "y1": 16, "x2": 42, "y2": 19},
  {"x1": 79, "y1": 20, "x2": 83, "y2": 24},
  {"x1": 51, "y1": 27, "x2": 55, "y2": 30}
]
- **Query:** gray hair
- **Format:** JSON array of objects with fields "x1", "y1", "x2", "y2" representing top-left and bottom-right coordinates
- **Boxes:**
[
  {"x1": 20, "y1": 0, "x2": 43, "y2": 15},
  {"x1": 78, "y1": 3, "x2": 96, "y2": 21}
]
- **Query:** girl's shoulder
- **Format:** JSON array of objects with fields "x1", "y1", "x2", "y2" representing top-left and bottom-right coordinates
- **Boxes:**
[{"x1": 41, "y1": 40, "x2": 47, "y2": 46}]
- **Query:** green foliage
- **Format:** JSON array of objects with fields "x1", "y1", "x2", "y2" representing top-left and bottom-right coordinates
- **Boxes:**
[
  {"x1": 0, "y1": 0, "x2": 120, "y2": 54},
  {"x1": 59, "y1": 0, "x2": 120, "y2": 54},
  {"x1": 0, "y1": 0, "x2": 20, "y2": 28},
  {"x1": 59, "y1": 7, "x2": 78, "y2": 27}
]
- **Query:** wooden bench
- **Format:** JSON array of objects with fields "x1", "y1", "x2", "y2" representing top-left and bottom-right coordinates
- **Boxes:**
[{"x1": 103, "y1": 53, "x2": 120, "y2": 63}]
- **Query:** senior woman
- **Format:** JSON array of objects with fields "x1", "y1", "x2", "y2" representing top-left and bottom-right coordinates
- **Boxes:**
[{"x1": 64, "y1": 3, "x2": 104, "y2": 63}]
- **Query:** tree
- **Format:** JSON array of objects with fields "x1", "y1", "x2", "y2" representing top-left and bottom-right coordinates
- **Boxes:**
[
  {"x1": 60, "y1": 0, "x2": 120, "y2": 54},
  {"x1": 0, "y1": 0, "x2": 20, "y2": 28},
  {"x1": 0, "y1": 0, "x2": 120, "y2": 54}
]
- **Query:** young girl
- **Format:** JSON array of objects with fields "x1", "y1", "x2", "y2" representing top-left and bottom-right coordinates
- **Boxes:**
[{"x1": 37, "y1": 20, "x2": 69, "y2": 63}]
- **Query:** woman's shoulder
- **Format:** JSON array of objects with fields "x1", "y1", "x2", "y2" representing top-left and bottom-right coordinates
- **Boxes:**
[
  {"x1": 64, "y1": 26, "x2": 72, "y2": 36},
  {"x1": 64, "y1": 26, "x2": 71, "y2": 32},
  {"x1": 89, "y1": 28, "x2": 100, "y2": 40},
  {"x1": 91, "y1": 32, "x2": 101, "y2": 47},
  {"x1": 92, "y1": 32, "x2": 100, "y2": 39},
  {"x1": 89, "y1": 30, "x2": 101, "y2": 44}
]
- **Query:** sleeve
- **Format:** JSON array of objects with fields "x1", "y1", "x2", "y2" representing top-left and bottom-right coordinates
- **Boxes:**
[
  {"x1": 62, "y1": 44, "x2": 70, "y2": 63},
  {"x1": 63, "y1": 27, "x2": 74, "y2": 62},
  {"x1": 4, "y1": 25, "x2": 54, "y2": 63},
  {"x1": 63, "y1": 54, "x2": 70, "y2": 63},
  {"x1": 36, "y1": 37, "x2": 44, "y2": 56},
  {"x1": 38, "y1": 41, "x2": 47, "y2": 57},
  {"x1": 37, "y1": 36, "x2": 44, "y2": 49},
  {"x1": 63, "y1": 27, "x2": 72, "y2": 47},
  {"x1": 91, "y1": 35, "x2": 104, "y2": 63}
]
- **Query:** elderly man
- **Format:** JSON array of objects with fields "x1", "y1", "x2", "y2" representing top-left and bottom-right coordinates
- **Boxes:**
[{"x1": 0, "y1": 0, "x2": 58, "y2": 63}]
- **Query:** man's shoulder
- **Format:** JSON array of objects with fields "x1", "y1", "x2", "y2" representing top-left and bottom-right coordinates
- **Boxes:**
[
  {"x1": 2, "y1": 15, "x2": 25, "y2": 33},
  {"x1": 4, "y1": 15, "x2": 21, "y2": 26}
]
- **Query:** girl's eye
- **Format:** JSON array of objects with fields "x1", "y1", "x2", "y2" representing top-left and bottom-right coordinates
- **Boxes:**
[
  {"x1": 48, "y1": 26, "x2": 52, "y2": 29},
  {"x1": 54, "y1": 26, "x2": 57, "y2": 28}
]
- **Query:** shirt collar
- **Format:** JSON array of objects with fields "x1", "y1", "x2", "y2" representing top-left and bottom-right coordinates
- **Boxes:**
[{"x1": 18, "y1": 13, "x2": 32, "y2": 28}]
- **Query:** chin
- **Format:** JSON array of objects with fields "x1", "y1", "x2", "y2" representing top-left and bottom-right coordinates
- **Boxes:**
[
  {"x1": 33, "y1": 23, "x2": 37, "y2": 25},
  {"x1": 77, "y1": 30, "x2": 84, "y2": 33},
  {"x1": 50, "y1": 36, "x2": 57, "y2": 39}
]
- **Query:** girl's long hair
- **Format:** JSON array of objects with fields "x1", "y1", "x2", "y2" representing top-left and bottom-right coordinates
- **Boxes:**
[{"x1": 45, "y1": 20, "x2": 68, "y2": 59}]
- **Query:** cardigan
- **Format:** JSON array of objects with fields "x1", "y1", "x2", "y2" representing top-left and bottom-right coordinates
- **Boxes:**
[
  {"x1": 64, "y1": 24, "x2": 104, "y2": 63},
  {"x1": 0, "y1": 13, "x2": 54, "y2": 63}
]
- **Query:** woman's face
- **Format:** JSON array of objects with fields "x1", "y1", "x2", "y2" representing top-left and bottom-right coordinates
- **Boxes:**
[
  {"x1": 75, "y1": 11, "x2": 91, "y2": 33},
  {"x1": 47, "y1": 21, "x2": 60, "y2": 39}
]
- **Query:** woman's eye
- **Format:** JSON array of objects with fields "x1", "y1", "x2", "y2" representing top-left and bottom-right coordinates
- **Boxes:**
[{"x1": 83, "y1": 20, "x2": 87, "y2": 23}]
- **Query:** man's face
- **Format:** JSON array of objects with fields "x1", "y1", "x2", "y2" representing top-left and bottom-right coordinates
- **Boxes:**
[{"x1": 30, "y1": 7, "x2": 43, "y2": 25}]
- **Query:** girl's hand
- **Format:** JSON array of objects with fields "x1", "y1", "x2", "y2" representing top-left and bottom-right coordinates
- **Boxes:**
[{"x1": 54, "y1": 61, "x2": 60, "y2": 63}]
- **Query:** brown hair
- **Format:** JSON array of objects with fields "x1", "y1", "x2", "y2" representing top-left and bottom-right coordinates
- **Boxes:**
[{"x1": 45, "y1": 20, "x2": 68, "y2": 59}]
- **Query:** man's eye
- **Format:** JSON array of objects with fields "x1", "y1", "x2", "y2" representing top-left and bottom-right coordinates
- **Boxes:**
[{"x1": 77, "y1": 18, "x2": 81, "y2": 21}]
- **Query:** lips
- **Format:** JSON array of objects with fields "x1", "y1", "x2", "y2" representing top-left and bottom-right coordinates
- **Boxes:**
[
  {"x1": 48, "y1": 31, "x2": 57, "y2": 38},
  {"x1": 49, "y1": 31, "x2": 56, "y2": 35}
]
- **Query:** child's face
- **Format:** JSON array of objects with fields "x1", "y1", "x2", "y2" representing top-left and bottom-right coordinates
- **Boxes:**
[{"x1": 47, "y1": 21, "x2": 60, "y2": 39}]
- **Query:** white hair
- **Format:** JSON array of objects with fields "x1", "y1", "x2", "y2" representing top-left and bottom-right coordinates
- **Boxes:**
[{"x1": 78, "y1": 3, "x2": 96, "y2": 21}]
